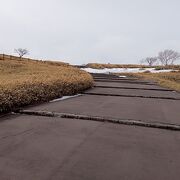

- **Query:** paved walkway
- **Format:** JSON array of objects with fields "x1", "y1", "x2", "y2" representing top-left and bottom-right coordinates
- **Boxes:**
[{"x1": 0, "y1": 73, "x2": 180, "y2": 180}]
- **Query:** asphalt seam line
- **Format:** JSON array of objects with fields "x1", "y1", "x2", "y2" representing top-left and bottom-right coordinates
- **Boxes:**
[
  {"x1": 82, "y1": 92, "x2": 180, "y2": 100},
  {"x1": 93, "y1": 78, "x2": 139, "y2": 80},
  {"x1": 94, "y1": 85, "x2": 173, "y2": 92},
  {"x1": 17, "y1": 110, "x2": 180, "y2": 131},
  {"x1": 94, "y1": 80, "x2": 157, "y2": 85}
]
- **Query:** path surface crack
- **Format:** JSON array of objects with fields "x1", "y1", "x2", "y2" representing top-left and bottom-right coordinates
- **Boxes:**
[
  {"x1": 0, "y1": 128, "x2": 34, "y2": 140},
  {"x1": 47, "y1": 122, "x2": 104, "y2": 180}
]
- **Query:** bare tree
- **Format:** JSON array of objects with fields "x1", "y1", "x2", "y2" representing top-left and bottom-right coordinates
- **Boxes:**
[
  {"x1": 158, "y1": 49, "x2": 180, "y2": 66},
  {"x1": 14, "y1": 48, "x2": 29, "y2": 58},
  {"x1": 141, "y1": 57, "x2": 157, "y2": 66}
]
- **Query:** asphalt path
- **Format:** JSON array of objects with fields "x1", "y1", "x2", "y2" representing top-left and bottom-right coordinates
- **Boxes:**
[{"x1": 0, "y1": 73, "x2": 180, "y2": 180}]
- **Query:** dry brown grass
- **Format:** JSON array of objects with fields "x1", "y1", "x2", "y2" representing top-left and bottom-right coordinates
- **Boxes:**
[
  {"x1": 115, "y1": 71, "x2": 180, "y2": 92},
  {"x1": 86, "y1": 63, "x2": 180, "y2": 70},
  {"x1": 0, "y1": 57, "x2": 93, "y2": 113},
  {"x1": 86, "y1": 63, "x2": 148, "y2": 69}
]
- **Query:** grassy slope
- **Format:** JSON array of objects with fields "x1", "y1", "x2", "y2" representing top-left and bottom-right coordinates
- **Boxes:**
[
  {"x1": 86, "y1": 63, "x2": 148, "y2": 69},
  {"x1": 116, "y1": 71, "x2": 180, "y2": 92},
  {"x1": 0, "y1": 58, "x2": 93, "y2": 113},
  {"x1": 86, "y1": 63, "x2": 180, "y2": 70}
]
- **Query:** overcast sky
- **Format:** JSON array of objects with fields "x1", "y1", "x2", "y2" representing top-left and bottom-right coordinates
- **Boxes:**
[{"x1": 0, "y1": 0, "x2": 180, "y2": 64}]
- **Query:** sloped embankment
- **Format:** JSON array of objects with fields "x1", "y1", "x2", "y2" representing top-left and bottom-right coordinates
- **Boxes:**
[{"x1": 0, "y1": 56, "x2": 93, "y2": 113}]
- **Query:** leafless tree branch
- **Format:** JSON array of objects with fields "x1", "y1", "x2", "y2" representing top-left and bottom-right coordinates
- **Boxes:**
[
  {"x1": 158, "y1": 49, "x2": 180, "y2": 66},
  {"x1": 141, "y1": 57, "x2": 157, "y2": 66},
  {"x1": 14, "y1": 48, "x2": 29, "y2": 58}
]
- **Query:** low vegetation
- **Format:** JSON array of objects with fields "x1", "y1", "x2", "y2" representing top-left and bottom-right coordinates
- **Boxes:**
[
  {"x1": 0, "y1": 56, "x2": 93, "y2": 114},
  {"x1": 86, "y1": 63, "x2": 180, "y2": 70},
  {"x1": 86, "y1": 63, "x2": 150, "y2": 69},
  {"x1": 154, "y1": 65, "x2": 180, "y2": 71},
  {"x1": 115, "y1": 71, "x2": 180, "y2": 92}
]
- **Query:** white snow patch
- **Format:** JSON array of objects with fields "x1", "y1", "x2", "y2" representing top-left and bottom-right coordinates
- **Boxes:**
[
  {"x1": 82, "y1": 68, "x2": 176, "y2": 74},
  {"x1": 119, "y1": 76, "x2": 127, "y2": 78},
  {"x1": 50, "y1": 94, "x2": 81, "y2": 103}
]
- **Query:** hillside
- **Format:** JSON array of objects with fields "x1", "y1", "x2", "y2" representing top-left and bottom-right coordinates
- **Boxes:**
[
  {"x1": 0, "y1": 55, "x2": 93, "y2": 113},
  {"x1": 86, "y1": 63, "x2": 180, "y2": 70}
]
